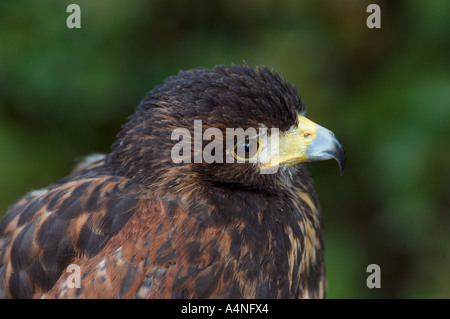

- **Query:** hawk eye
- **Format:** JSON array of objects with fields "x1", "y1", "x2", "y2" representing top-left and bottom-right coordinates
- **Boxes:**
[{"x1": 233, "y1": 138, "x2": 261, "y2": 162}]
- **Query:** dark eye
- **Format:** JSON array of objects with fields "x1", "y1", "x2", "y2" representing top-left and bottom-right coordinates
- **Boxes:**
[{"x1": 234, "y1": 138, "x2": 261, "y2": 162}]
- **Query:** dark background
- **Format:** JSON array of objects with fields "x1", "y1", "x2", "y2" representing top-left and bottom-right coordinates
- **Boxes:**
[{"x1": 0, "y1": 0, "x2": 449, "y2": 298}]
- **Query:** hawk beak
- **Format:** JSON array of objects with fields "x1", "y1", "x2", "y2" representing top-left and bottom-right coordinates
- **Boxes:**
[
  {"x1": 259, "y1": 115, "x2": 347, "y2": 175},
  {"x1": 305, "y1": 122, "x2": 347, "y2": 175}
]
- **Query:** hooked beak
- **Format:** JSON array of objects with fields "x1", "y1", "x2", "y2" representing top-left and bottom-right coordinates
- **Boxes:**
[
  {"x1": 259, "y1": 115, "x2": 347, "y2": 175},
  {"x1": 305, "y1": 123, "x2": 347, "y2": 175}
]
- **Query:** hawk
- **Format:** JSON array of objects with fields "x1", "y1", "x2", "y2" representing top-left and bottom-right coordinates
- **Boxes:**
[{"x1": 0, "y1": 64, "x2": 346, "y2": 298}]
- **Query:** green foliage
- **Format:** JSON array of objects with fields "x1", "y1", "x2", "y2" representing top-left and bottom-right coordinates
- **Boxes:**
[{"x1": 0, "y1": 0, "x2": 449, "y2": 298}]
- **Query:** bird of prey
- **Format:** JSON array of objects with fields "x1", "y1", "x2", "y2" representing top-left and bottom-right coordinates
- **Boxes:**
[{"x1": 0, "y1": 64, "x2": 346, "y2": 299}]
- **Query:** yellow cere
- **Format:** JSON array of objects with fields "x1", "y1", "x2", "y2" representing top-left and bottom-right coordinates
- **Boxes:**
[{"x1": 259, "y1": 115, "x2": 318, "y2": 168}]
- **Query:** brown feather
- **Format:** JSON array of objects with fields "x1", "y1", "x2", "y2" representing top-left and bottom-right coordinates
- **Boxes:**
[{"x1": 0, "y1": 64, "x2": 327, "y2": 299}]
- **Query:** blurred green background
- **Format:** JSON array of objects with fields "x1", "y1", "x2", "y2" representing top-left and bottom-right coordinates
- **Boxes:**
[{"x1": 0, "y1": 0, "x2": 449, "y2": 298}]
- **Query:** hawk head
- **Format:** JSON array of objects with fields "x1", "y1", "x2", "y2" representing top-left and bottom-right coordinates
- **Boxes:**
[{"x1": 106, "y1": 64, "x2": 346, "y2": 192}]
